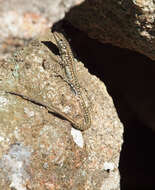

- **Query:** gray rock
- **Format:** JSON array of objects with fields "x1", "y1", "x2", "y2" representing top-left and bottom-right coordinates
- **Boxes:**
[{"x1": 0, "y1": 0, "x2": 84, "y2": 59}]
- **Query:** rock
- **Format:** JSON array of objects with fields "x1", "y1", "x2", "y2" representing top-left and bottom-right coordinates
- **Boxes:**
[
  {"x1": 0, "y1": 30, "x2": 123, "y2": 189},
  {"x1": 67, "y1": 0, "x2": 155, "y2": 60},
  {"x1": 0, "y1": 0, "x2": 84, "y2": 59}
]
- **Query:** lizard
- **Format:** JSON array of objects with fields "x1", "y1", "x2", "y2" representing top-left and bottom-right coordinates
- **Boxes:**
[
  {"x1": 6, "y1": 31, "x2": 91, "y2": 131},
  {"x1": 53, "y1": 30, "x2": 91, "y2": 131}
]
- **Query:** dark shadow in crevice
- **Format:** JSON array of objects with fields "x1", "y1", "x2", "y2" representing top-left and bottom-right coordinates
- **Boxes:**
[
  {"x1": 120, "y1": 119, "x2": 155, "y2": 190},
  {"x1": 41, "y1": 41, "x2": 59, "y2": 55},
  {"x1": 55, "y1": 21, "x2": 155, "y2": 190}
]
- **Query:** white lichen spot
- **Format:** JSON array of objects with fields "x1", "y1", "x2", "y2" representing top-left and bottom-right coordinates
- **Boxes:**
[
  {"x1": 140, "y1": 30, "x2": 151, "y2": 39},
  {"x1": 24, "y1": 107, "x2": 35, "y2": 117},
  {"x1": 12, "y1": 64, "x2": 20, "y2": 78},
  {"x1": 71, "y1": 128, "x2": 84, "y2": 148},
  {"x1": 0, "y1": 96, "x2": 9, "y2": 107},
  {"x1": 101, "y1": 170, "x2": 120, "y2": 190},
  {"x1": 103, "y1": 162, "x2": 115, "y2": 171},
  {"x1": 0, "y1": 136, "x2": 4, "y2": 142},
  {"x1": 10, "y1": 172, "x2": 27, "y2": 190},
  {"x1": 63, "y1": 105, "x2": 71, "y2": 113},
  {"x1": 43, "y1": 162, "x2": 49, "y2": 169},
  {"x1": 39, "y1": 66, "x2": 45, "y2": 72},
  {"x1": 0, "y1": 143, "x2": 32, "y2": 190}
]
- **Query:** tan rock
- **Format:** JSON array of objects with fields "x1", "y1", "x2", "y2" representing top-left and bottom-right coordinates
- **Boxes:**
[
  {"x1": 0, "y1": 30, "x2": 123, "y2": 189},
  {"x1": 67, "y1": 0, "x2": 155, "y2": 60}
]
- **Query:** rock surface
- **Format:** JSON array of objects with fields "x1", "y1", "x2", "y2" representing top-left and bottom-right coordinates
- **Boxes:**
[
  {"x1": 2, "y1": 0, "x2": 155, "y2": 60},
  {"x1": 0, "y1": 30, "x2": 123, "y2": 189},
  {"x1": 67, "y1": 0, "x2": 155, "y2": 60},
  {"x1": 0, "y1": 0, "x2": 84, "y2": 59}
]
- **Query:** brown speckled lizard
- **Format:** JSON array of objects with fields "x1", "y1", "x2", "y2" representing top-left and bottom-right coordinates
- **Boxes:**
[
  {"x1": 6, "y1": 31, "x2": 91, "y2": 131},
  {"x1": 53, "y1": 31, "x2": 91, "y2": 131}
]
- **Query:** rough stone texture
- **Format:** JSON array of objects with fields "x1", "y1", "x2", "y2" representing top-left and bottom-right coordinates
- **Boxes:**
[
  {"x1": 72, "y1": 30, "x2": 155, "y2": 132},
  {"x1": 67, "y1": 0, "x2": 155, "y2": 60},
  {"x1": 0, "y1": 0, "x2": 84, "y2": 59},
  {"x1": 69, "y1": 31, "x2": 155, "y2": 189},
  {"x1": 0, "y1": 30, "x2": 123, "y2": 189}
]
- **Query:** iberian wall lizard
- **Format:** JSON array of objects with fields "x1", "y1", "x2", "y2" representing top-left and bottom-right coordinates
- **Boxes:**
[
  {"x1": 6, "y1": 31, "x2": 91, "y2": 131},
  {"x1": 53, "y1": 31, "x2": 91, "y2": 131}
]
